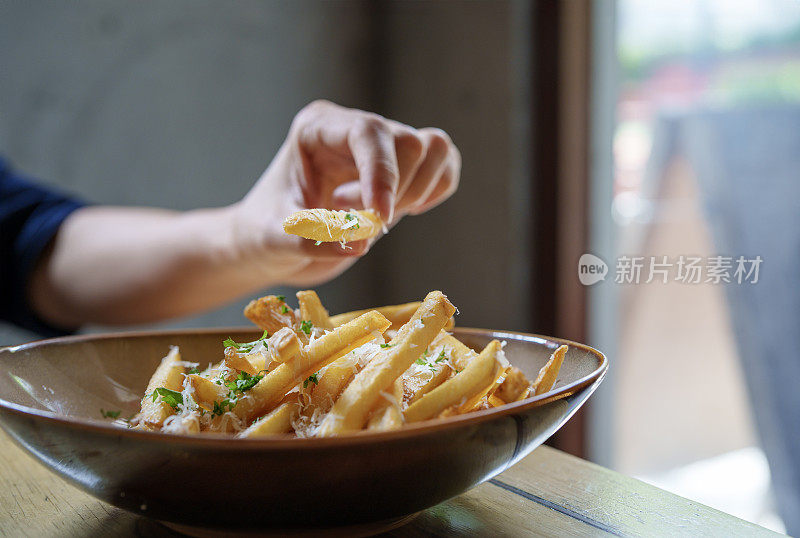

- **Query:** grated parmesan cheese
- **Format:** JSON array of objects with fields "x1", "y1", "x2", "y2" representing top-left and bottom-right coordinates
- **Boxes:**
[
  {"x1": 496, "y1": 344, "x2": 510, "y2": 370},
  {"x1": 379, "y1": 390, "x2": 400, "y2": 410}
]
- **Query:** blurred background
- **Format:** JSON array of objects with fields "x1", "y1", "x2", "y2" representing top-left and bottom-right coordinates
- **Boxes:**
[{"x1": 1, "y1": 0, "x2": 799, "y2": 534}]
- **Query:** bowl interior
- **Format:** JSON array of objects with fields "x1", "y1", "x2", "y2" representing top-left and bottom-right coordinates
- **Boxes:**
[{"x1": 0, "y1": 328, "x2": 603, "y2": 426}]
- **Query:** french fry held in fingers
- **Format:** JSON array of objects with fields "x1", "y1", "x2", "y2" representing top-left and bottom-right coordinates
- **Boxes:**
[
  {"x1": 533, "y1": 344, "x2": 567, "y2": 395},
  {"x1": 230, "y1": 310, "x2": 391, "y2": 424},
  {"x1": 404, "y1": 340, "x2": 502, "y2": 423},
  {"x1": 283, "y1": 208, "x2": 382, "y2": 242},
  {"x1": 132, "y1": 346, "x2": 185, "y2": 428},
  {"x1": 318, "y1": 291, "x2": 456, "y2": 436}
]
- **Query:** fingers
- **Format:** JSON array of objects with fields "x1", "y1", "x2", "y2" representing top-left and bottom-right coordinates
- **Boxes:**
[
  {"x1": 289, "y1": 101, "x2": 460, "y2": 222},
  {"x1": 410, "y1": 156, "x2": 459, "y2": 215},
  {"x1": 298, "y1": 238, "x2": 370, "y2": 259},
  {"x1": 393, "y1": 129, "x2": 425, "y2": 204},
  {"x1": 397, "y1": 128, "x2": 453, "y2": 214},
  {"x1": 330, "y1": 181, "x2": 363, "y2": 210},
  {"x1": 348, "y1": 117, "x2": 400, "y2": 222}
]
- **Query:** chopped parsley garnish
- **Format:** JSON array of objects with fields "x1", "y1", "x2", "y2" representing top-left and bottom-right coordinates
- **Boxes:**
[
  {"x1": 300, "y1": 320, "x2": 313, "y2": 335},
  {"x1": 281, "y1": 305, "x2": 290, "y2": 314},
  {"x1": 344, "y1": 213, "x2": 360, "y2": 229},
  {"x1": 100, "y1": 408, "x2": 121, "y2": 419},
  {"x1": 413, "y1": 349, "x2": 446, "y2": 371},
  {"x1": 223, "y1": 330, "x2": 270, "y2": 353},
  {"x1": 314, "y1": 240, "x2": 322, "y2": 246},
  {"x1": 212, "y1": 399, "x2": 236, "y2": 417},
  {"x1": 277, "y1": 295, "x2": 286, "y2": 302},
  {"x1": 151, "y1": 387, "x2": 183, "y2": 410},
  {"x1": 188, "y1": 367, "x2": 201, "y2": 375},
  {"x1": 225, "y1": 370, "x2": 266, "y2": 395},
  {"x1": 303, "y1": 372, "x2": 319, "y2": 388},
  {"x1": 380, "y1": 343, "x2": 393, "y2": 348}
]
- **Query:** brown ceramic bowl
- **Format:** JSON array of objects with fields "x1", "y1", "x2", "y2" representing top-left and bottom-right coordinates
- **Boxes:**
[{"x1": 0, "y1": 327, "x2": 606, "y2": 536}]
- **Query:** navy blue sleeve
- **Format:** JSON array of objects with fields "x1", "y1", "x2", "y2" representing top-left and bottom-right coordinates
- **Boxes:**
[{"x1": 0, "y1": 157, "x2": 87, "y2": 337}]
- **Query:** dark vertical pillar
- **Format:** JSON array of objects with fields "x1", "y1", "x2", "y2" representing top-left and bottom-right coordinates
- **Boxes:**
[{"x1": 530, "y1": 0, "x2": 593, "y2": 458}]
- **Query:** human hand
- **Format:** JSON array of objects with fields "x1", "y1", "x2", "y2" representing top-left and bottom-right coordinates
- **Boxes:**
[{"x1": 233, "y1": 100, "x2": 461, "y2": 287}]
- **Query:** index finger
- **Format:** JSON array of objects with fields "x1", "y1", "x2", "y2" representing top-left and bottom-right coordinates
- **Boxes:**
[{"x1": 348, "y1": 118, "x2": 399, "y2": 222}]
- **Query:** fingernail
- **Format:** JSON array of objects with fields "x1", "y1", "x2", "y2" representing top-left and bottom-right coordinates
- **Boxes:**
[{"x1": 378, "y1": 191, "x2": 394, "y2": 223}]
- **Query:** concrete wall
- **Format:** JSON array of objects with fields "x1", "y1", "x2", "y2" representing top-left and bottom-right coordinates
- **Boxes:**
[{"x1": 0, "y1": 1, "x2": 530, "y2": 345}]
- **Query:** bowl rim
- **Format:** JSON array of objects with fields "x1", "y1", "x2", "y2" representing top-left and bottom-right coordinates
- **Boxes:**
[{"x1": 0, "y1": 327, "x2": 608, "y2": 449}]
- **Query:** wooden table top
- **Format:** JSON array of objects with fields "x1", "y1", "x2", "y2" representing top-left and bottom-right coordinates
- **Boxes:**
[{"x1": 0, "y1": 429, "x2": 777, "y2": 537}]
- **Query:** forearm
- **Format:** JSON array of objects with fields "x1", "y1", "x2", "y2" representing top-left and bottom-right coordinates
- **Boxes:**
[{"x1": 29, "y1": 204, "x2": 272, "y2": 327}]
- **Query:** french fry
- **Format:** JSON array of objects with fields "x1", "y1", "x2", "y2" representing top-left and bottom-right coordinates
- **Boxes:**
[
  {"x1": 237, "y1": 395, "x2": 301, "y2": 438},
  {"x1": 438, "y1": 333, "x2": 478, "y2": 371},
  {"x1": 310, "y1": 354, "x2": 361, "y2": 413},
  {"x1": 513, "y1": 386, "x2": 531, "y2": 402},
  {"x1": 403, "y1": 363, "x2": 452, "y2": 406},
  {"x1": 244, "y1": 295, "x2": 296, "y2": 334},
  {"x1": 297, "y1": 290, "x2": 333, "y2": 330},
  {"x1": 224, "y1": 347, "x2": 269, "y2": 376},
  {"x1": 533, "y1": 345, "x2": 567, "y2": 395},
  {"x1": 330, "y1": 302, "x2": 419, "y2": 331},
  {"x1": 134, "y1": 346, "x2": 185, "y2": 427},
  {"x1": 136, "y1": 288, "x2": 573, "y2": 438},
  {"x1": 186, "y1": 374, "x2": 227, "y2": 412},
  {"x1": 456, "y1": 361, "x2": 508, "y2": 413},
  {"x1": 494, "y1": 367, "x2": 531, "y2": 402},
  {"x1": 401, "y1": 334, "x2": 456, "y2": 404},
  {"x1": 229, "y1": 310, "x2": 391, "y2": 423},
  {"x1": 404, "y1": 340, "x2": 501, "y2": 423},
  {"x1": 162, "y1": 413, "x2": 201, "y2": 435},
  {"x1": 330, "y1": 302, "x2": 455, "y2": 332},
  {"x1": 367, "y1": 378, "x2": 404, "y2": 431},
  {"x1": 203, "y1": 360, "x2": 225, "y2": 379},
  {"x1": 488, "y1": 394, "x2": 506, "y2": 407},
  {"x1": 283, "y1": 208, "x2": 382, "y2": 242},
  {"x1": 267, "y1": 327, "x2": 302, "y2": 364},
  {"x1": 318, "y1": 291, "x2": 456, "y2": 435},
  {"x1": 436, "y1": 406, "x2": 459, "y2": 419},
  {"x1": 400, "y1": 332, "x2": 475, "y2": 407}
]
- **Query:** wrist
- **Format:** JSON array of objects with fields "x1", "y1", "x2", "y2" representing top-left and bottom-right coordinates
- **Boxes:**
[{"x1": 176, "y1": 204, "x2": 279, "y2": 289}]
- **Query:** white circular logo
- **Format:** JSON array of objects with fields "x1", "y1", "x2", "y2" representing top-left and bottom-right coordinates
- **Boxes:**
[{"x1": 578, "y1": 254, "x2": 608, "y2": 286}]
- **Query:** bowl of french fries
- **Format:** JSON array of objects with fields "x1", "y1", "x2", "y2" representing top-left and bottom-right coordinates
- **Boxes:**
[{"x1": 0, "y1": 289, "x2": 606, "y2": 535}]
